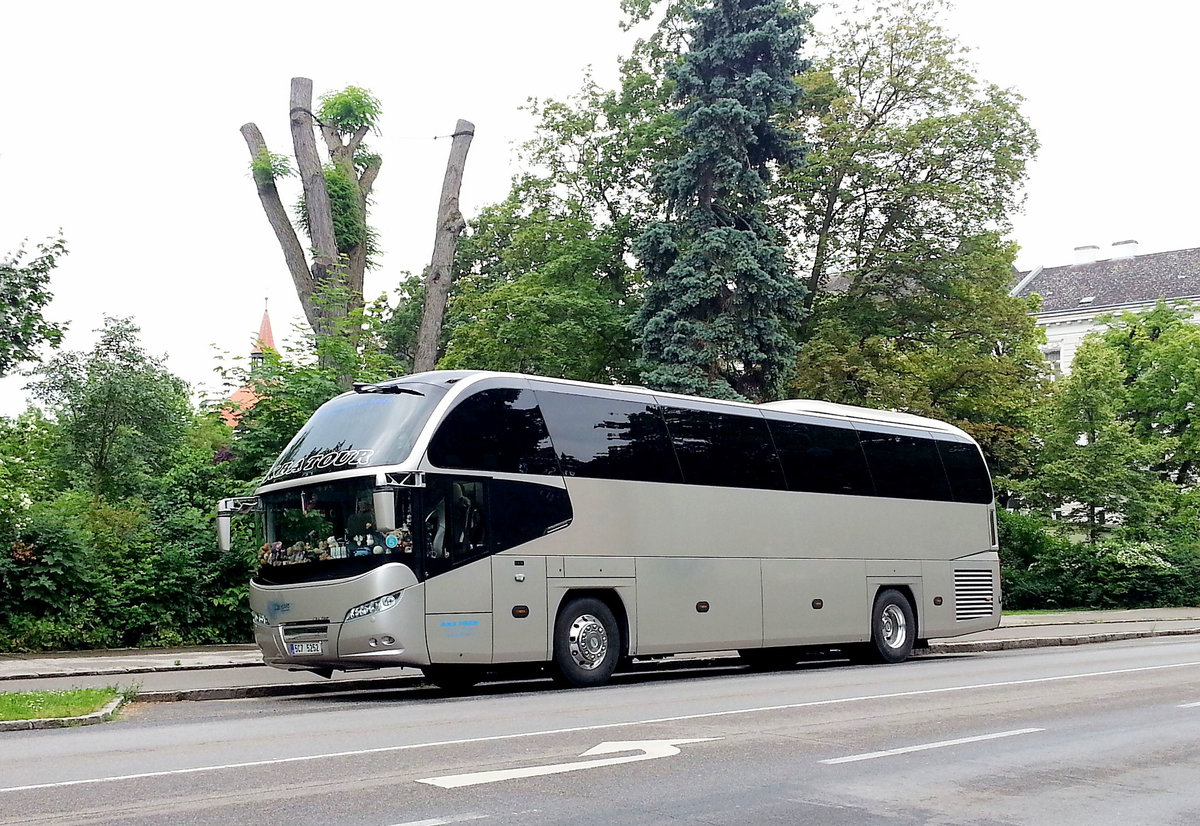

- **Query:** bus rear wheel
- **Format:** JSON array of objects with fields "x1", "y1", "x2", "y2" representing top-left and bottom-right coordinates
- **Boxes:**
[
  {"x1": 863, "y1": 588, "x2": 916, "y2": 664},
  {"x1": 553, "y1": 597, "x2": 620, "y2": 688}
]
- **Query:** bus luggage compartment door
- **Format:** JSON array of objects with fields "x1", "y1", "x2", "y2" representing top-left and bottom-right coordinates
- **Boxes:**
[{"x1": 491, "y1": 555, "x2": 548, "y2": 662}]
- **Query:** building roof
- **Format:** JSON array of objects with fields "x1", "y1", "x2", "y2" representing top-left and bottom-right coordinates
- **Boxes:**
[
  {"x1": 222, "y1": 308, "x2": 275, "y2": 427},
  {"x1": 1014, "y1": 247, "x2": 1200, "y2": 315},
  {"x1": 251, "y1": 309, "x2": 276, "y2": 355}
]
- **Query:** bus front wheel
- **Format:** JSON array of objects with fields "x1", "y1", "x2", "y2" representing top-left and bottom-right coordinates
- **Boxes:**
[
  {"x1": 865, "y1": 589, "x2": 915, "y2": 664},
  {"x1": 553, "y1": 597, "x2": 620, "y2": 688}
]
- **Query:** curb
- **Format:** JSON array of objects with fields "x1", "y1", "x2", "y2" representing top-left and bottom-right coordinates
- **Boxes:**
[
  {"x1": 923, "y1": 626, "x2": 1200, "y2": 655},
  {"x1": 0, "y1": 661, "x2": 264, "y2": 683},
  {"x1": 0, "y1": 694, "x2": 128, "y2": 732}
]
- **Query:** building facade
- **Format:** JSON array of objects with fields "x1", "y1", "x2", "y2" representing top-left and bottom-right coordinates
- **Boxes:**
[{"x1": 1011, "y1": 243, "x2": 1200, "y2": 373}]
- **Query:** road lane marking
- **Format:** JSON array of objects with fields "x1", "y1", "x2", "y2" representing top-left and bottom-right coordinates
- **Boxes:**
[
  {"x1": 417, "y1": 738, "x2": 720, "y2": 788},
  {"x1": 821, "y1": 728, "x2": 1045, "y2": 764},
  {"x1": 1180, "y1": 701, "x2": 1200, "y2": 708},
  {"x1": 387, "y1": 815, "x2": 488, "y2": 826},
  {"x1": 4, "y1": 658, "x2": 1199, "y2": 794}
]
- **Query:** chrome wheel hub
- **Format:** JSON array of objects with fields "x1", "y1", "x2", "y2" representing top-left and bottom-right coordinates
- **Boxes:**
[
  {"x1": 568, "y1": 614, "x2": 608, "y2": 670},
  {"x1": 881, "y1": 604, "x2": 907, "y2": 649}
]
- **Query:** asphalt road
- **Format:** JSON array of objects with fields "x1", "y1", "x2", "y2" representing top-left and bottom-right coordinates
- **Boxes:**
[{"x1": 3, "y1": 637, "x2": 1200, "y2": 825}]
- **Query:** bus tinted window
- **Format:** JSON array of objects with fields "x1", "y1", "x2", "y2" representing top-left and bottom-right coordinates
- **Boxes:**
[
  {"x1": 768, "y1": 419, "x2": 875, "y2": 496},
  {"x1": 857, "y1": 430, "x2": 952, "y2": 501},
  {"x1": 537, "y1": 391, "x2": 682, "y2": 483},
  {"x1": 663, "y1": 408, "x2": 785, "y2": 490},
  {"x1": 937, "y1": 440, "x2": 994, "y2": 504},
  {"x1": 427, "y1": 389, "x2": 559, "y2": 475},
  {"x1": 491, "y1": 480, "x2": 573, "y2": 551}
]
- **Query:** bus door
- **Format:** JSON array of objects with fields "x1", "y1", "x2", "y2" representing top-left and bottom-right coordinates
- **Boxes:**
[{"x1": 421, "y1": 476, "x2": 493, "y2": 663}]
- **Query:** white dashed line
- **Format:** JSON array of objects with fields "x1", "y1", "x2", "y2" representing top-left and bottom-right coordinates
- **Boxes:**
[{"x1": 821, "y1": 728, "x2": 1046, "y2": 764}]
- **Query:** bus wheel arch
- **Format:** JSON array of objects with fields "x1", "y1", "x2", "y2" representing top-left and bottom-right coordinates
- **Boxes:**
[
  {"x1": 864, "y1": 586, "x2": 917, "y2": 664},
  {"x1": 551, "y1": 590, "x2": 626, "y2": 688}
]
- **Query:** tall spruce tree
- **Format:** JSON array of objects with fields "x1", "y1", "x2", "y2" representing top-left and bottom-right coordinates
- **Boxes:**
[{"x1": 632, "y1": 0, "x2": 811, "y2": 401}]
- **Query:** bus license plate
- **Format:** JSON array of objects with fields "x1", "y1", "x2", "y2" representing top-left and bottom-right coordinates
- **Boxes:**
[{"x1": 290, "y1": 642, "x2": 323, "y2": 655}]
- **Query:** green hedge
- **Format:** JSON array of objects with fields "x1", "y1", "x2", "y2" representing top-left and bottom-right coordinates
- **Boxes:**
[{"x1": 998, "y1": 510, "x2": 1200, "y2": 610}]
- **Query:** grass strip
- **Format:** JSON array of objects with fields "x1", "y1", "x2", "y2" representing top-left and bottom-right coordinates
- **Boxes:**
[{"x1": 0, "y1": 687, "x2": 123, "y2": 721}]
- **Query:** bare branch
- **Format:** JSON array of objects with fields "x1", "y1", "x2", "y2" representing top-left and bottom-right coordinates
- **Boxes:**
[{"x1": 240, "y1": 122, "x2": 319, "y2": 331}]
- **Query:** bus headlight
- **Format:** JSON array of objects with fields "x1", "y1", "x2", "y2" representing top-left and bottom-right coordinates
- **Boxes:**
[
  {"x1": 345, "y1": 590, "x2": 404, "y2": 622},
  {"x1": 252, "y1": 610, "x2": 269, "y2": 627}
]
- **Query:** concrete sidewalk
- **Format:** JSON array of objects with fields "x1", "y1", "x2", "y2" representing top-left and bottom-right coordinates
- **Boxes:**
[{"x1": 3, "y1": 608, "x2": 1200, "y2": 704}]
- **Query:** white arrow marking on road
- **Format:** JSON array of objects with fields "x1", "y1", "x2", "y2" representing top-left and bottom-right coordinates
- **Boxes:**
[{"x1": 416, "y1": 738, "x2": 721, "y2": 789}]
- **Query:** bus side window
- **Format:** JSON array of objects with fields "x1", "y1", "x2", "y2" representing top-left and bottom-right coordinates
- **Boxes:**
[
  {"x1": 936, "y1": 440, "x2": 994, "y2": 504},
  {"x1": 427, "y1": 389, "x2": 558, "y2": 475},
  {"x1": 422, "y1": 478, "x2": 489, "y2": 574},
  {"x1": 857, "y1": 430, "x2": 952, "y2": 501}
]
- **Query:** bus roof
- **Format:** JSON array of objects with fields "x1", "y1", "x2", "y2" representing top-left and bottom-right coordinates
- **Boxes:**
[{"x1": 377, "y1": 370, "x2": 972, "y2": 441}]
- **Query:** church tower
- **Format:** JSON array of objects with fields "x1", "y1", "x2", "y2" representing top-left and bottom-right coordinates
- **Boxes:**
[{"x1": 223, "y1": 302, "x2": 275, "y2": 426}]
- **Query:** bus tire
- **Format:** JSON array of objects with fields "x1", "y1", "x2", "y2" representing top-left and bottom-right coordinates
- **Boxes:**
[
  {"x1": 553, "y1": 597, "x2": 620, "y2": 688},
  {"x1": 422, "y1": 664, "x2": 482, "y2": 693},
  {"x1": 865, "y1": 588, "x2": 916, "y2": 664}
]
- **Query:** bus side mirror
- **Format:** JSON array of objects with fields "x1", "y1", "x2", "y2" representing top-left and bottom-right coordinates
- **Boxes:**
[
  {"x1": 373, "y1": 487, "x2": 397, "y2": 532},
  {"x1": 217, "y1": 510, "x2": 233, "y2": 552},
  {"x1": 216, "y1": 497, "x2": 259, "y2": 552}
]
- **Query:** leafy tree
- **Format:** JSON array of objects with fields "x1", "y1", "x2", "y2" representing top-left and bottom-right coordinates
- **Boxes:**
[
  {"x1": 633, "y1": 0, "x2": 813, "y2": 401},
  {"x1": 780, "y1": 0, "x2": 1042, "y2": 473},
  {"x1": 791, "y1": 234, "x2": 1047, "y2": 481},
  {"x1": 438, "y1": 179, "x2": 635, "y2": 382},
  {"x1": 0, "y1": 410, "x2": 64, "y2": 537},
  {"x1": 28, "y1": 317, "x2": 191, "y2": 498},
  {"x1": 788, "y1": 0, "x2": 1037, "y2": 318},
  {"x1": 1098, "y1": 301, "x2": 1200, "y2": 486},
  {"x1": 1032, "y1": 337, "x2": 1163, "y2": 543},
  {"x1": 0, "y1": 236, "x2": 68, "y2": 376},
  {"x1": 520, "y1": 62, "x2": 680, "y2": 252}
]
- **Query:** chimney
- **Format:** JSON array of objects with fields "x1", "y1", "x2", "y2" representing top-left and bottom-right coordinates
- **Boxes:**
[
  {"x1": 1111, "y1": 239, "x2": 1138, "y2": 259},
  {"x1": 1073, "y1": 245, "x2": 1100, "y2": 265}
]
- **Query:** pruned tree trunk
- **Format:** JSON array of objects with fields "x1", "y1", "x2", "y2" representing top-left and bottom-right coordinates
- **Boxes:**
[
  {"x1": 242, "y1": 77, "x2": 384, "y2": 388},
  {"x1": 241, "y1": 77, "x2": 348, "y2": 339},
  {"x1": 289, "y1": 77, "x2": 342, "y2": 335},
  {"x1": 414, "y1": 119, "x2": 475, "y2": 373}
]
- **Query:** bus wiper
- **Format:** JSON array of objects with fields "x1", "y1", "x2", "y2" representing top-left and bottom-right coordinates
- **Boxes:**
[{"x1": 353, "y1": 383, "x2": 425, "y2": 396}]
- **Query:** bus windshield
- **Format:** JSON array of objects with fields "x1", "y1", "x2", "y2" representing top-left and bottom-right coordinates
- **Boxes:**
[
  {"x1": 264, "y1": 383, "x2": 447, "y2": 484},
  {"x1": 256, "y1": 477, "x2": 416, "y2": 585}
]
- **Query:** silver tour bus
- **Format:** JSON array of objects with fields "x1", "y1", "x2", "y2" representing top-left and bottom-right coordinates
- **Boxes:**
[{"x1": 217, "y1": 370, "x2": 1001, "y2": 690}]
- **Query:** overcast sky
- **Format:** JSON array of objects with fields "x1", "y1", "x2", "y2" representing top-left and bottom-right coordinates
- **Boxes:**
[{"x1": 3, "y1": 0, "x2": 1198, "y2": 416}]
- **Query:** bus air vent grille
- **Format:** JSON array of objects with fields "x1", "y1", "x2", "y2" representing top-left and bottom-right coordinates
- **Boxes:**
[{"x1": 954, "y1": 569, "x2": 995, "y2": 621}]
